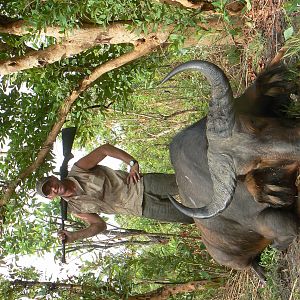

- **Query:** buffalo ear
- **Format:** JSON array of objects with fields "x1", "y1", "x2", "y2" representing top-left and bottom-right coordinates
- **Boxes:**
[{"x1": 245, "y1": 164, "x2": 297, "y2": 207}]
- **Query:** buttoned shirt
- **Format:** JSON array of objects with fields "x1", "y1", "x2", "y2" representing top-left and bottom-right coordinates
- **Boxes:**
[{"x1": 63, "y1": 164, "x2": 144, "y2": 216}]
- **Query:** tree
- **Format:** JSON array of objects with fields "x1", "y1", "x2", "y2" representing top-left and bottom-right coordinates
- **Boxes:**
[
  {"x1": 1, "y1": 275, "x2": 224, "y2": 300},
  {"x1": 1, "y1": 233, "x2": 227, "y2": 299},
  {"x1": 0, "y1": 0, "x2": 299, "y2": 299}
]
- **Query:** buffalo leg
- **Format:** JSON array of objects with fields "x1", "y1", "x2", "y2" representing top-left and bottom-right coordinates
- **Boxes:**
[
  {"x1": 256, "y1": 208, "x2": 299, "y2": 250},
  {"x1": 251, "y1": 254, "x2": 267, "y2": 285}
]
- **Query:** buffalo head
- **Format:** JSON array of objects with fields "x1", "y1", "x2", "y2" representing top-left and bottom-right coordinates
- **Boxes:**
[{"x1": 161, "y1": 60, "x2": 300, "y2": 219}]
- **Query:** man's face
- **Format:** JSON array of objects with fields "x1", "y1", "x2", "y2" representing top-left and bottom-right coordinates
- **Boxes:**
[{"x1": 43, "y1": 176, "x2": 66, "y2": 199}]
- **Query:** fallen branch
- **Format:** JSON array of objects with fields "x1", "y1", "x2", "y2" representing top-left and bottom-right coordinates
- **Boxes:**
[{"x1": 126, "y1": 278, "x2": 224, "y2": 300}]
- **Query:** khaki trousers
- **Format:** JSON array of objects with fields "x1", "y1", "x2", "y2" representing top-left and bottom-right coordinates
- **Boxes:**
[{"x1": 142, "y1": 173, "x2": 194, "y2": 224}]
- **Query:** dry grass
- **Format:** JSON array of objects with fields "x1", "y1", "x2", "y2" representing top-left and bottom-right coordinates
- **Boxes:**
[
  {"x1": 219, "y1": 238, "x2": 300, "y2": 300},
  {"x1": 276, "y1": 237, "x2": 300, "y2": 300}
]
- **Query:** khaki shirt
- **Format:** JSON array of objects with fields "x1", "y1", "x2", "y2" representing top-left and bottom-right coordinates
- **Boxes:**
[{"x1": 63, "y1": 164, "x2": 144, "y2": 216}]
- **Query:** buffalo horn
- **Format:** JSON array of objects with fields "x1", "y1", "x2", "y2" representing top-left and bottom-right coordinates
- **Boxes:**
[
  {"x1": 160, "y1": 60, "x2": 235, "y2": 138},
  {"x1": 162, "y1": 60, "x2": 237, "y2": 218}
]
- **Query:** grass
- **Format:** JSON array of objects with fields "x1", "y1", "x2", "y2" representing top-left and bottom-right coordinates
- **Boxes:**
[
  {"x1": 221, "y1": 238, "x2": 300, "y2": 300},
  {"x1": 285, "y1": 34, "x2": 300, "y2": 60}
]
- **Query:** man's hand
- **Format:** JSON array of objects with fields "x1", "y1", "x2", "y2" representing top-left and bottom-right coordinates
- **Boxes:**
[
  {"x1": 127, "y1": 163, "x2": 141, "y2": 184},
  {"x1": 58, "y1": 230, "x2": 77, "y2": 244},
  {"x1": 58, "y1": 213, "x2": 107, "y2": 243}
]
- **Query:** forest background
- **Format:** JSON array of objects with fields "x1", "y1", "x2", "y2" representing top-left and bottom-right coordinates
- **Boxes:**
[{"x1": 0, "y1": 0, "x2": 299, "y2": 299}]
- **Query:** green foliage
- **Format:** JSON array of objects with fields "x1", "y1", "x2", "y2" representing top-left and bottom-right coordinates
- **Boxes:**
[
  {"x1": 283, "y1": 0, "x2": 300, "y2": 13},
  {"x1": 284, "y1": 33, "x2": 300, "y2": 59},
  {"x1": 0, "y1": 269, "x2": 110, "y2": 300},
  {"x1": 259, "y1": 247, "x2": 279, "y2": 271},
  {"x1": 80, "y1": 238, "x2": 224, "y2": 298},
  {"x1": 212, "y1": 0, "x2": 251, "y2": 26},
  {"x1": 240, "y1": 247, "x2": 289, "y2": 300},
  {"x1": 2, "y1": 0, "x2": 197, "y2": 35},
  {"x1": 112, "y1": 214, "x2": 225, "y2": 297},
  {"x1": 240, "y1": 33, "x2": 266, "y2": 71},
  {"x1": 2, "y1": 199, "x2": 61, "y2": 256},
  {"x1": 1, "y1": 244, "x2": 223, "y2": 300},
  {"x1": 284, "y1": 26, "x2": 294, "y2": 41},
  {"x1": 225, "y1": 45, "x2": 242, "y2": 66},
  {"x1": 102, "y1": 47, "x2": 210, "y2": 173},
  {"x1": 212, "y1": 0, "x2": 231, "y2": 23}
]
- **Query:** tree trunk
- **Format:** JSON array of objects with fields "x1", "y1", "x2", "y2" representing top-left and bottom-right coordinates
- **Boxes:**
[
  {"x1": 0, "y1": 22, "x2": 144, "y2": 75},
  {"x1": 126, "y1": 278, "x2": 224, "y2": 300},
  {"x1": 0, "y1": 16, "x2": 244, "y2": 75},
  {"x1": 12, "y1": 279, "x2": 83, "y2": 290},
  {"x1": 9, "y1": 279, "x2": 112, "y2": 299},
  {"x1": 104, "y1": 228, "x2": 202, "y2": 240},
  {"x1": 10, "y1": 277, "x2": 225, "y2": 300}
]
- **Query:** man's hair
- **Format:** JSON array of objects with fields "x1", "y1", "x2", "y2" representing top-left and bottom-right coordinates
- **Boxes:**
[{"x1": 36, "y1": 176, "x2": 52, "y2": 198}]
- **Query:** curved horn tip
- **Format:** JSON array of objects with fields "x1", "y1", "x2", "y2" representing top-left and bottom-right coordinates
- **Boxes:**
[{"x1": 168, "y1": 194, "x2": 221, "y2": 219}]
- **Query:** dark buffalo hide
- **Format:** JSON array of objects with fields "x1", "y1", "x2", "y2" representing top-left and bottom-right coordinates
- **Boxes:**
[{"x1": 163, "y1": 61, "x2": 300, "y2": 281}]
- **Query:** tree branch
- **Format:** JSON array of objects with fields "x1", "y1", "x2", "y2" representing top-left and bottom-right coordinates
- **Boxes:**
[
  {"x1": 0, "y1": 16, "x2": 243, "y2": 75},
  {"x1": 88, "y1": 106, "x2": 199, "y2": 121},
  {"x1": 154, "y1": 0, "x2": 205, "y2": 9},
  {"x1": 0, "y1": 22, "x2": 149, "y2": 75}
]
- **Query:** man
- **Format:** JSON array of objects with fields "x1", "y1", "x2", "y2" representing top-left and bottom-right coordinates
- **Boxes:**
[{"x1": 36, "y1": 143, "x2": 193, "y2": 243}]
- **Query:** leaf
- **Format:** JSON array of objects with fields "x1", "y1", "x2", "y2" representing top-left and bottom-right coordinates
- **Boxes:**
[
  {"x1": 284, "y1": 27, "x2": 294, "y2": 41},
  {"x1": 245, "y1": 0, "x2": 252, "y2": 10}
]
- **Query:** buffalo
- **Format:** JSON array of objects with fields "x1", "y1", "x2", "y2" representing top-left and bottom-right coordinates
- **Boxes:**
[{"x1": 161, "y1": 60, "x2": 300, "y2": 281}]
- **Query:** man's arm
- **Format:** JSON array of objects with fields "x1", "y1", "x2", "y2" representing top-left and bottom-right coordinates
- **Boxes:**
[
  {"x1": 75, "y1": 143, "x2": 140, "y2": 183},
  {"x1": 76, "y1": 143, "x2": 136, "y2": 170},
  {"x1": 58, "y1": 213, "x2": 107, "y2": 243}
]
